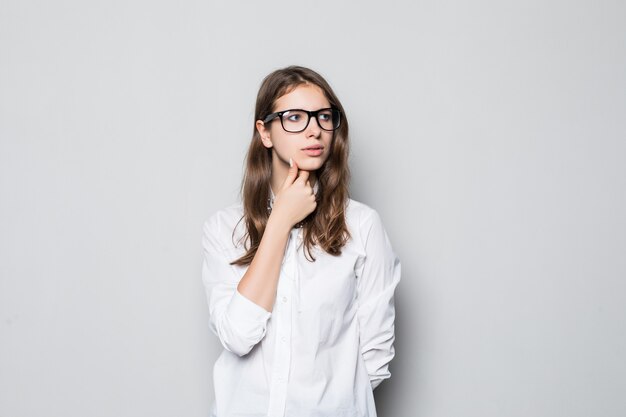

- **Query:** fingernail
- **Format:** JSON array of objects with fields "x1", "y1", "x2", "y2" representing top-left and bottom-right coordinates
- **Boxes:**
[{"x1": 289, "y1": 158, "x2": 293, "y2": 167}]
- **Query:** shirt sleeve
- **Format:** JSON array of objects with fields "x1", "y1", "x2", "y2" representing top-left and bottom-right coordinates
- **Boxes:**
[
  {"x1": 355, "y1": 209, "x2": 401, "y2": 390},
  {"x1": 201, "y1": 216, "x2": 272, "y2": 357}
]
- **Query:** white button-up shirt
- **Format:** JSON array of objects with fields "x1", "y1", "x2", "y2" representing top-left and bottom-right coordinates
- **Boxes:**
[{"x1": 201, "y1": 197, "x2": 401, "y2": 417}]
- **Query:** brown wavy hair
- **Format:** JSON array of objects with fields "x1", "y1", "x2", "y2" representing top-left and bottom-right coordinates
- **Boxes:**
[{"x1": 230, "y1": 65, "x2": 351, "y2": 266}]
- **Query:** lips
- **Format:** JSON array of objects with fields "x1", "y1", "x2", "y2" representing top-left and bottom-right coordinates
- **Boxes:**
[{"x1": 302, "y1": 146, "x2": 324, "y2": 156}]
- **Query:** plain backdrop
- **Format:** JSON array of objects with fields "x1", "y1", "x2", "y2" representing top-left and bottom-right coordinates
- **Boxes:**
[{"x1": 1, "y1": 0, "x2": 625, "y2": 416}]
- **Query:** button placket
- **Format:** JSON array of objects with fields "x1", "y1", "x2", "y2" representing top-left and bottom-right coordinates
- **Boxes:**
[{"x1": 267, "y1": 228, "x2": 298, "y2": 417}]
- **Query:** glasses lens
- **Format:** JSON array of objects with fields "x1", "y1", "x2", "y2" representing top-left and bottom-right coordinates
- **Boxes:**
[
  {"x1": 318, "y1": 108, "x2": 340, "y2": 131},
  {"x1": 279, "y1": 108, "x2": 341, "y2": 132},
  {"x1": 280, "y1": 110, "x2": 308, "y2": 133}
]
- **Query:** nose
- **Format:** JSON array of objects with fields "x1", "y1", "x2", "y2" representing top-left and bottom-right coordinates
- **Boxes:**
[{"x1": 305, "y1": 114, "x2": 322, "y2": 136}]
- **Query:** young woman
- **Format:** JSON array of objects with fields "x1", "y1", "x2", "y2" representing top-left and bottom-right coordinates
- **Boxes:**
[{"x1": 201, "y1": 66, "x2": 401, "y2": 417}]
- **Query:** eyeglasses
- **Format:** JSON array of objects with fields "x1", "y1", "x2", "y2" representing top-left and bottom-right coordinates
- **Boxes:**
[{"x1": 262, "y1": 107, "x2": 341, "y2": 133}]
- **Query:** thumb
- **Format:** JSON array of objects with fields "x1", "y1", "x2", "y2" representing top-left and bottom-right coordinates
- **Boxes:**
[{"x1": 281, "y1": 158, "x2": 299, "y2": 189}]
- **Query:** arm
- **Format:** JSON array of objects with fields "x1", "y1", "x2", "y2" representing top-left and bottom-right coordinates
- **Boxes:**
[
  {"x1": 355, "y1": 209, "x2": 401, "y2": 389},
  {"x1": 236, "y1": 215, "x2": 292, "y2": 312},
  {"x1": 201, "y1": 161, "x2": 316, "y2": 356},
  {"x1": 201, "y1": 216, "x2": 269, "y2": 357},
  {"x1": 236, "y1": 160, "x2": 316, "y2": 311}
]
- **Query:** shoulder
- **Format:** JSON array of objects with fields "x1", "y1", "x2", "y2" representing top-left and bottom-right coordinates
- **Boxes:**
[
  {"x1": 204, "y1": 202, "x2": 244, "y2": 229},
  {"x1": 202, "y1": 202, "x2": 246, "y2": 251},
  {"x1": 345, "y1": 198, "x2": 385, "y2": 247},
  {"x1": 346, "y1": 198, "x2": 382, "y2": 224}
]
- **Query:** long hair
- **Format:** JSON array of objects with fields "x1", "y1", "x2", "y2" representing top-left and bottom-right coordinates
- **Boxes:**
[{"x1": 230, "y1": 65, "x2": 351, "y2": 266}]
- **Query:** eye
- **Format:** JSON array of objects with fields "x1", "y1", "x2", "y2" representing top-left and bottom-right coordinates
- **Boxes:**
[
  {"x1": 318, "y1": 110, "x2": 332, "y2": 122},
  {"x1": 284, "y1": 112, "x2": 302, "y2": 122}
]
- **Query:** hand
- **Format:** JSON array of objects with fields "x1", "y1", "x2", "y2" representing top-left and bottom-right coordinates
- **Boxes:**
[{"x1": 270, "y1": 159, "x2": 317, "y2": 228}]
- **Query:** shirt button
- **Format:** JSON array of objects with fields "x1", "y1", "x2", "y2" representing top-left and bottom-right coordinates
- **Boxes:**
[
  {"x1": 281, "y1": 336, "x2": 287, "y2": 342},
  {"x1": 282, "y1": 296, "x2": 288, "y2": 303}
]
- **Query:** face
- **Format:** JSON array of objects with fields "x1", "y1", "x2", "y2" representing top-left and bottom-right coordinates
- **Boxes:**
[{"x1": 256, "y1": 84, "x2": 334, "y2": 173}]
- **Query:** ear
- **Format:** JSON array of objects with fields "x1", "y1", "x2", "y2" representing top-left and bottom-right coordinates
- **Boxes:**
[{"x1": 256, "y1": 120, "x2": 273, "y2": 148}]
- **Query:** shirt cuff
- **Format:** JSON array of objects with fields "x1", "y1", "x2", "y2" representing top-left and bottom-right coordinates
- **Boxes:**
[{"x1": 227, "y1": 289, "x2": 272, "y2": 325}]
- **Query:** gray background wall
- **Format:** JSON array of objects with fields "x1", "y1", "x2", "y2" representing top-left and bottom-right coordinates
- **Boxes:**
[{"x1": 1, "y1": 1, "x2": 625, "y2": 416}]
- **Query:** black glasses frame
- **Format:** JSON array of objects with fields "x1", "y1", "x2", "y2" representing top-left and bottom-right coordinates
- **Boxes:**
[{"x1": 262, "y1": 107, "x2": 341, "y2": 133}]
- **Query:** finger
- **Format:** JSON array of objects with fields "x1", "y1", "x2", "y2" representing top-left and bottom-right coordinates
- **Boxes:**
[
  {"x1": 296, "y1": 169, "x2": 310, "y2": 184},
  {"x1": 281, "y1": 158, "x2": 299, "y2": 189}
]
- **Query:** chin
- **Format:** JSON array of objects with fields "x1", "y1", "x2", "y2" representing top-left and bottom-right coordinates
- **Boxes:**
[{"x1": 298, "y1": 158, "x2": 327, "y2": 171}]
